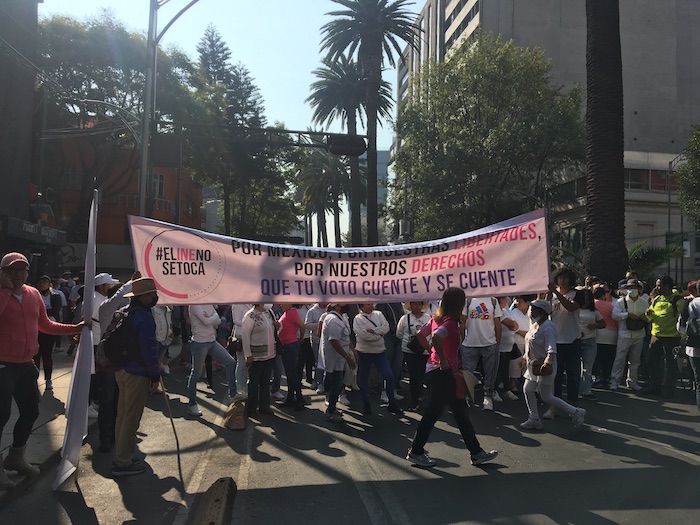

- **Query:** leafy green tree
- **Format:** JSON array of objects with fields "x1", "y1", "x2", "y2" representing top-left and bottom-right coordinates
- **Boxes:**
[
  {"x1": 321, "y1": 0, "x2": 417, "y2": 246},
  {"x1": 677, "y1": 125, "x2": 700, "y2": 231},
  {"x1": 391, "y1": 34, "x2": 584, "y2": 241},
  {"x1": 37, "y1": 13, "x2": 199, "y2": 240},
  {"x1": 194, "y1": 25, "x2": 298, "y2": 238},
  {"x1": 582, "y1": 0, "x2": 628, "y2": 284}
]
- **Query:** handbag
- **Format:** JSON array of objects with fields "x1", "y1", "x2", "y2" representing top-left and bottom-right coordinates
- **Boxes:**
[
  {"x1": 531, "y1": 357, "x2": 553, "y2": 376},
  {"x1": 453, "y1": 368, "x2": 480, "y2": 401},
  {"x1": 509, "y1": 343, "x2": 522, "y2": 359},
  {"x1": 407, "y1": 335, "x2": 426, "y2": 354},
  {"x1": 623, "y1": 298, "x2": 646, "y2": 331},
  {"x1": 228, "y1": 337, "x2": 243, "y2": 353}
]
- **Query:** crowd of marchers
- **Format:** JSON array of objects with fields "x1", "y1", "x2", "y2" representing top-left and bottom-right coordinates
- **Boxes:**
[{"x1": 1, "y1": 251, "x2": 699, "y2": 480}]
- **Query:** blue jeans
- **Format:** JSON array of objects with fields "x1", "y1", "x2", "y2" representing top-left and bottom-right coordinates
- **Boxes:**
[
  {"x1": 281, "y1": 341, "x2": 302, "y2": 401},
  {"x1": 271, "y1": 353, "x2": 284, "y2": 393},
  {"x1": 580, "y1": 337, "x2": 598, "y2": 395},
  {"x1": 461, "y1": 344, "x2": 499, "y2": 397},
  {"x1": 324, "y1": 370, "x2": 344, "y2": 414},
  {"x1": 554, "y1": 339, "x2": 582, "y2": 403},
  {"x1": 358, "y1": 352, "x2": 395, "y2": 403},
  {"x1": 384, "y1": 334, "x2": 404, "y2": 391},
  {"x1": 689, "y1": 356, "x2": 700, "y2": 414},
  {"x1": 187, "y1": 340, "x2": 236, "y2": 405}
]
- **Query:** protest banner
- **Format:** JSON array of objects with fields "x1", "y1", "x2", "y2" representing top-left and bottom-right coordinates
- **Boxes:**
[{"x1": 128, "y1": 209, "x2": 550, "y2": 305}]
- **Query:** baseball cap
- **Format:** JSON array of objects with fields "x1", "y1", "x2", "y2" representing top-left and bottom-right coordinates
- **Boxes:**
[
  {"x1": 1, "y1": 252, "x2": 29, "y2": 269},
  {"x1": 94, "y1": 272, "x2": 120, "y2": 286},
  {"x1": 530, "y1": 299, "x2": 553, "y2": 315}
]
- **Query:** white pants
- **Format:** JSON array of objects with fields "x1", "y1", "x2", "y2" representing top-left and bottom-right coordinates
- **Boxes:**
[
  {"x1": 610, "y1": 337, "x2": 643, "y2": 387},
  {"x1": 524, "y1": 379, "x2": 577, "y2": 420}
]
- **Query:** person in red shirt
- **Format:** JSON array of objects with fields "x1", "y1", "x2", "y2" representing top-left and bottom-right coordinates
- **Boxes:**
[
  {"x1": 0, "y1": 252, "x2": 83, "y2": 488},
  {"x1": 278, "y1": 304, "x2": 307, "y2": 411}
]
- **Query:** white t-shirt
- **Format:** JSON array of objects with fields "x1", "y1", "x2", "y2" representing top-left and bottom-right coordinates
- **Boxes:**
[
  {"x1": 510, "y1": 308, "x2": 530, "y2": 352},
  {"x1": 320, "y1": 312, "x2": 351, "y2": 372},
  {"x1": 396, "y1": 312, "x2": 432, "y2": 354},
  {"x1": 551, "y1": 289, "x2": 583, "y2": 344},
  {"x1": 579, "y1": 308, "x2": 604, "y2": 339},
  {"x1": 499, "y1": 308, "x2": 517, "y2": 353},
  {"x1": 463, "y1": 297, "x2": 502, "y2": 347}
]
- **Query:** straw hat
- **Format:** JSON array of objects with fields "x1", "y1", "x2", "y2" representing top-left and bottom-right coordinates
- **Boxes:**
[
  {"x1": 124, "y1": 277, "x2": 158, "y2": 297},
  {"x1": 404, "y1": 300, "x2": 429, "y2": 312}
]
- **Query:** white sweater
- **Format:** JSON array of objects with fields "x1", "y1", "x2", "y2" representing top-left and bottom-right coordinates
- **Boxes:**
[
  {"x1": 189, "y1": 305, "x2": 221, "y2": 343},
  {"x1": 353, "y1": 310, "x2": 389, "y2": 354}
]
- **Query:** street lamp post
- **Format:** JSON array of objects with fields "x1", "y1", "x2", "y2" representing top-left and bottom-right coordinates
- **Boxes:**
[{"x1": 138, "y1": 0, "x2": 202, "y2": 218}]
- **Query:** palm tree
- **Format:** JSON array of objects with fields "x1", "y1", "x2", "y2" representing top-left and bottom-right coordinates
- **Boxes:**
[
  {"x1": 321, "y1": 0, "x2": 417, "y2": 246},
  {"x1": 297, "y1": 143, "x2": 352, "y2": 247},
  {"x1": 582, "y1": 0, "x2": 628, "y2": 283},
  {"x1": 306, "y1": 54, "x2": 393, "y2": 246}
]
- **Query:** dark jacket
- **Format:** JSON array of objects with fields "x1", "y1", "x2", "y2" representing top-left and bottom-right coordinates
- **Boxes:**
[
  {"x1": 124, "y1": 301, "x2": 160, "y2": 382},
  {"x1": 376, "y1": 303, "x2": 404, "y2": 336}
]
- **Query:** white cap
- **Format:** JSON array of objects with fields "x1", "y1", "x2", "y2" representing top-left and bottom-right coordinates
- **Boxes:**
[{"x1": 94, "y1": 273, "x2": 119, "y2": 287}]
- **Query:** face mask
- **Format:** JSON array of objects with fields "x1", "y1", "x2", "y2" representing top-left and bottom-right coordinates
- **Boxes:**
[
  {"x1": 263, "y1": 303, "x2": 273, "y2": 310},
  {"x1": 627, "y1": 289, "x2": 639, "y2": 298}
]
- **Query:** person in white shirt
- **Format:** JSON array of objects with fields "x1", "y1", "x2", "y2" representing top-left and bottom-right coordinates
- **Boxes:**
[
  {"x1": 578, "y1": 288, "x2": 605, "y2": 400},
  {"x1": 305, "y1": 303, "x2": 327, "y2": 392},
  {"x1": 677, "y1": 282, "x2": 700, "y2": 414},
  {"x1": 186, "y1": 304, "x2": 237, "y2": 416},
  {"x1": 354, "y1": 303, "x2": 403, "y2": 416},
  {"x1": 610, "y1": 279, "x2": 649, "y2": 392},
  {"x1": 241, "y1": 304, "x2": 278, "y2": 416},
  {"x1": 396, "y1": 301, "x2": 432, "y2": 410},
  {"x1": 461, "y1": 297, "x2": 502, "y2": 411},
  {"x1": 496, "y1": 296, "x2": 520, "y2": 401},
  {"x1": 508, "y1": 296, "x2": 533, "y2": 397},
  {"x1": 230, "y1": 303, "x2": 253, "y2": 398},
  {"x1": 320, "y1": 304, "x2": 356, "y2": 422}
]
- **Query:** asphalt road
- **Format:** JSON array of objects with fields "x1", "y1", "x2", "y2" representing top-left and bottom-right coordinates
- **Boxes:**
[{"x1": 1, "y1": 361, "x2": 699, "y2": 525}]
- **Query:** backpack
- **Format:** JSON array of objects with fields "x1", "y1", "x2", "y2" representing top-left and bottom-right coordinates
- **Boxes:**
[
  {"x1": 96, "y1": 307, "x2": 141, "y2": 371},
  {"x1": 683, "y1": 302, "x2": 700, "y2": 348}
]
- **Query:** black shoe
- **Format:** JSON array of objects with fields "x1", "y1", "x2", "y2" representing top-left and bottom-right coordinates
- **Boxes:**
[
  {"x1": 111, "y1": 460, "x2": 146, "y2": 477},
  {"x1": 581, "y1": 393, "x2": 597, "y2": 401},
  {"x1": 246, "y1": 409, "x2": 258, "y2": 417},
  {"x1": 99, "y1": 440, "x2": 114, "y2": 453},
  {"x1": 387, "y1": 400, "x2": 403, "y2": 415},
  {"x1": 363, "y1": 402, "x2": 372, "y2": 415},
  {"x1": 281, "y1": 398, "x2": 296, "y2": 407}
]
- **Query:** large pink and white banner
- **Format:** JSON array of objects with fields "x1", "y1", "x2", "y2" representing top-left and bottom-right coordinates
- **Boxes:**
[{"x1": 129, "y1": 209, "x2": 550, "y2": 305}]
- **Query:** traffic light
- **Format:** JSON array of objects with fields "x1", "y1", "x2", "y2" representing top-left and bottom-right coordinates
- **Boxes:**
[{"x1": 326, "y1": 134, "x2": 367, "y2": 157}]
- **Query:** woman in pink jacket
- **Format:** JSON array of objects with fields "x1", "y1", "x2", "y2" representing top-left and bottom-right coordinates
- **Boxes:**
[{"x1": 0, "y1": 253, "x2": 83, "y2": 489}]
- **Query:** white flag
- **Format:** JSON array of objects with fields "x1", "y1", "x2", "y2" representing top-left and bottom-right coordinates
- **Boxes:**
[{"x1": 53, "y1": 189, "x2": 97, "y2": 490}]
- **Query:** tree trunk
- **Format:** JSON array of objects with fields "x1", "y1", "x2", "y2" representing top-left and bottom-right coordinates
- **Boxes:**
[
  {"x1": 362, "y1": 50, "x2": 381, "y2": 247},
  {"x1": 333, "y1": 192, "x2": 342, "y2": 248},
  {"x1": 583, "y1": 0, "x2": 628, "y2": 282},
  {"x1": 347, "y1": 112, "x2": 362, "y2": 246}
]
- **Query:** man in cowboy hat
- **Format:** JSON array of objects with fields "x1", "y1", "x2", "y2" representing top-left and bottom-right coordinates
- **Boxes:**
[
  {"x1": 0, "y1": 252, "x2": 84, "y2": 488},
  {"x1": 110, "y1": 277, "x2": 161, "y2": 477}
]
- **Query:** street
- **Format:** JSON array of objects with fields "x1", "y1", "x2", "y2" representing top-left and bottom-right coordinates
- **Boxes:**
[{"x1": 1, "y1": 357, "x2": 699, "y2": 524}]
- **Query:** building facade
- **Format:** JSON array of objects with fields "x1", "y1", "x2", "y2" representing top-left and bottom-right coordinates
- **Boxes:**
[{"x1": 397, "y1": 0, "x2": 700, "y2": 285}]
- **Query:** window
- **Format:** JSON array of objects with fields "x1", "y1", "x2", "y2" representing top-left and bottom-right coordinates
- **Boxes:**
[
  {"x1": 150, "y1": 171, "x2": 165, "y2": 198},
  {"x1": 624, "y1": 169, "x2": 648, "y2": 190}
]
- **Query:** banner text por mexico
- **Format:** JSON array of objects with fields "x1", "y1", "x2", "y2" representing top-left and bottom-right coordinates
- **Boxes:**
[{"x1": 128, "y1": 209, "x2": 551, "y2": 305}]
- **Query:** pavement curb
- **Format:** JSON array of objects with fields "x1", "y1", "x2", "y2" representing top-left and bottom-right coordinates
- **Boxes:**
[{"x1": 191, "y1": 476, "x2": 237, "y2": 525}]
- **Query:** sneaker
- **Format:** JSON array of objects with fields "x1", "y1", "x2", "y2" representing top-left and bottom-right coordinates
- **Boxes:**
[
  {"x1": 542, "y1": 407, "x2": 556, "y2": 420},
  {"x1": 46, "y1": 380, "x2": 53, "y2": 391},
  {"x1": 325, "y1": 396, "x2": 330, "y2": 406},
  {"x1": 231, "y1": 392, "x2": 248, "y2": 403},
  {"x1": 325, "y1": 411, "x2": 343, "y2": 423},
  {"x1": 581, "y1": 393, "x2": 598, "y2": 401},
  {"x1": 492, "y1": 391, "x2": 503, "y2": 403},
  {"x1": 380, "y1": 391, "x2": 389, "y2": 404},
  {"x1": 520, "y1": 417, "x2": 543, "y2": 430},
  {"x1": 339, "y1": 394, "x2": 350, "y2": 406},
  {"x1": 471, "y1": 449, "x2": 498, "y2": 466},
  {"x1": 111, "y1": 461, "x2": 146, "y2": 477},
  {"x1": 88, "y1": 404, "x2": 99, "y2": 419},
  {"x1": 482, "y1": 396, "x2": 494, "y2": 411},
  {"x1": 572, "y1": 407, "x2": 586, "y2": 428},
  {"x1": 187, "y1": 404, "x2": 202, "y2": 417},
  {"x1": 316, "y1": 385, "x2": 325, "y2": 394},
  {"x1": 627, "y1": 381, "x2": 643, "y2": 392},
  {"x1": 406, "y1": 448, "x2": 436, "y2": 467},
  {"x1": 394, "y1": 391, "x2": 405, "y2": 401},
  {"x1": 363, "y1": 401, "x2": 372, "y2": 415},
  {"x1": 160, "y1": 364, "x2": 171, "y2": 375},
  {"x1": 271, "y1": 390, "x2": 285, "y2": 400},
  {"x1": 387, "y1": 400, "x2": 403, "y2": 415},
  {"x1": 504, "y1": 390, "x2": 518, "y2": 401}
]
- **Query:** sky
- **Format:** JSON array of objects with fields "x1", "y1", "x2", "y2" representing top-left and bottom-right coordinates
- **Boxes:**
[{"x1": 38, "y1": 0, "x2": 421, "y2": 151}]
